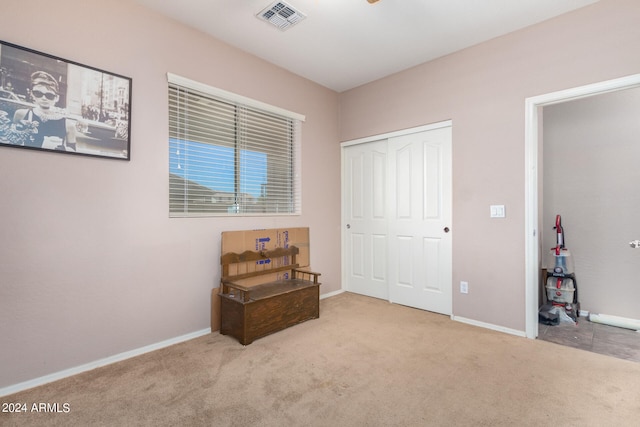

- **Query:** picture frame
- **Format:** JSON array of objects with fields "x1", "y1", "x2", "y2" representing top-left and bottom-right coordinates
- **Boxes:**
[{"x1": 0, "y1": 40, "x2": 131, "y2": 160}]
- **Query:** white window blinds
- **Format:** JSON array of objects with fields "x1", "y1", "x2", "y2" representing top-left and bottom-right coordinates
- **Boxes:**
[{"x1": 168, "y1": 74, "x2": 303, "y2": 217}]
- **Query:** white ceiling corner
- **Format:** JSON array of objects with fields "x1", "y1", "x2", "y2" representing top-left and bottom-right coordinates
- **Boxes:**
[{"x1": 134, "y1": 0, "x2": 599, "y2": 92}]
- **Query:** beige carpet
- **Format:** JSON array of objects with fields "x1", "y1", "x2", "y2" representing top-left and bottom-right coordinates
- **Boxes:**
[{"x1": 2, "y1": 292, "x2": 640, "y2": 426}]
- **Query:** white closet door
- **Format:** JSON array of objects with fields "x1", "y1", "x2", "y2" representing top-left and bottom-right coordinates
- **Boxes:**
[
  {"x1": 344, "y1": 139, "x2": 389, "y2": 299},
  {"x1": 388, "y1": 127, "x2": 452, "y2": 315},
  {"x1": 343, "y1": 125, "x2": 452, "y2": 315}
]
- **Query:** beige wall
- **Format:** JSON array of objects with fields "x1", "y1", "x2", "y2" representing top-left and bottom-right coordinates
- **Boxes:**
[
  {"x1": 543, "y1": 87, "x2": 640, "y2": 320},
  {"x1": 339, "y1": 0, "x2": 640, "y2": 330},
  {"x1": 0, "y1": 0, "x2": 340, "y2": 389}
]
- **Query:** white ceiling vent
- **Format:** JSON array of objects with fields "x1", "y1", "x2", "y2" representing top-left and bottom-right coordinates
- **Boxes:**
[{"x1": 257, "y1": 1, "x2": 306, "y2": 31}]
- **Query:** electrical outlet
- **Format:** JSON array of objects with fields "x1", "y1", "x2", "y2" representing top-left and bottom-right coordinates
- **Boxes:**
[{"x1": 460, "y1": 281, "x2": 469, "y2": 294}]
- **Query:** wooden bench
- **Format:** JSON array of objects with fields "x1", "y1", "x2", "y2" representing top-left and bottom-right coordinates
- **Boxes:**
[{"x1": 219, "y1": 246, "x2": 321, "y2": 345}]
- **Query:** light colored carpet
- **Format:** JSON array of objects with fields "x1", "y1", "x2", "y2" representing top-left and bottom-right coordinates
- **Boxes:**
[{"x1": 2, "y1": 292, "x2": 640, "y2": 426}]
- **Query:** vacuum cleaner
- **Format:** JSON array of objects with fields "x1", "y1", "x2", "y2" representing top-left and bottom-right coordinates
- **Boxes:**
[{"x1": 539, "y1": 215, "x2": 580, "y2": 324}]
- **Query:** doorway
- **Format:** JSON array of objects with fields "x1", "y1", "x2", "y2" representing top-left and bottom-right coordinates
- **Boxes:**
[
  {"x1": 342, "y1": 121, "x2": 452, "y2": 315},
  {"x1": 524, "y1": 74, "x2": 640, "y2": 339}
]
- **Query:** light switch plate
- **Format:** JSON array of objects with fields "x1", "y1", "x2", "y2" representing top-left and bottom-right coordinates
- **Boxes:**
[{"x1": 490, "y1": 205, "x2": 506, "y2": 218}]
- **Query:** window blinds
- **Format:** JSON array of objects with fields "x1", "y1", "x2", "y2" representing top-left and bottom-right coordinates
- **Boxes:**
[{"x1": 168, "y1": 75, "x2": 302, "y2": 216}]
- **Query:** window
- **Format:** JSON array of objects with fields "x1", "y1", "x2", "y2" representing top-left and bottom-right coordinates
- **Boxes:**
[{"x1": 168, "y1": 74, "x2": 304, "y2": 216}]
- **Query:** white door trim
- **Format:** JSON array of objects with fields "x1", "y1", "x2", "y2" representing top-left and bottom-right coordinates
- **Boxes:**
[
  {"x1": 341, "y1": 120, "x2": 452, "y2": 148},
  {"x1": 524, "y1": 74, "x2": 640, "y2": 339}
]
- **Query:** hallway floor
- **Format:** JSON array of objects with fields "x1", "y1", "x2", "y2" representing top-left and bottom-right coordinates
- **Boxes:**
[{"x1": 538, "y1": 316, "x2": 640, "y2": 362}]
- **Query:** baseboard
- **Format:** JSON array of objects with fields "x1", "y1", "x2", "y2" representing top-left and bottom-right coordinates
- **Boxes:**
[
  {"x1": 452, "y1": 316, "x2": 527, "y2": 338},
  {"x1": 0, "y1": 328, "x2": 212, "y2": 398},
  {"x1": 321, "y1": 289, "x2": 345, "y2": 299}
]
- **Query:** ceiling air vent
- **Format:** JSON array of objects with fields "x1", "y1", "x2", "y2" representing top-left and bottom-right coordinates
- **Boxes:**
[{"x1": 257, "y1": 1, "x2": 306, "y2": 31}]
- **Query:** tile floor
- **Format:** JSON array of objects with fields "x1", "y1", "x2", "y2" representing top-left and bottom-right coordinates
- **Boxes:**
[{"x1": 538, "y1": 316, "x2": 640, "y2": 362}]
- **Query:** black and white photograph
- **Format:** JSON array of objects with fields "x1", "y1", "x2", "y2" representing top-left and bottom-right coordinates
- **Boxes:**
[{"x1": 0, "y1": 40, "x2": 131, "y2": 160}]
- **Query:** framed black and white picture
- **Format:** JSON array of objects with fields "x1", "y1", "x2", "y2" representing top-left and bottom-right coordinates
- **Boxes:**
[{"x1": 0, "y1": 40, "x2": 131, "y2": 160}]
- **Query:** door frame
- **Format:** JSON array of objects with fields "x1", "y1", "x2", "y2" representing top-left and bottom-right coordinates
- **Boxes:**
[
  {"x1": 340, "y1": 119, "x2": 452, "y2": 300},
  {"x1": 524, "y1": 74, "x2": 640, "y2": 339}
]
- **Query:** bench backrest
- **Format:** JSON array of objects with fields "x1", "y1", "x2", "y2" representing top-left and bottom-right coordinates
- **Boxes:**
[{"x1": 221, "y1": 246, "x2": 300, "y2": 283}]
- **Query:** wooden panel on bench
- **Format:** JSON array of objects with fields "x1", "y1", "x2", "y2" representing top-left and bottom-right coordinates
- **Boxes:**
[{"x1": 219, "y1": 246, "x2": 321, "y2": 345}]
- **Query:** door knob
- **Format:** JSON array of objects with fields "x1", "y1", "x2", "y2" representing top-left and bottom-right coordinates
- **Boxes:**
[
  {"x1": 443, "y1": 227, "x2": 450, "y2": 233},
  {"x1": 346, "y1": 224, "x2": 351, "y2": 229}
]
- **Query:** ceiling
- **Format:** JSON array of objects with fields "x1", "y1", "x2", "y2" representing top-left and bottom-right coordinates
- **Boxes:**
[{"x1": 134, "y1": 0, "x2": 599, "y2": 93}]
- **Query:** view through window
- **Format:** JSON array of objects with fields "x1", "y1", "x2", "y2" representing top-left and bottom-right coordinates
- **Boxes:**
[{"x1": 168, "y1": 77, "x2": 302, "y2": 216}]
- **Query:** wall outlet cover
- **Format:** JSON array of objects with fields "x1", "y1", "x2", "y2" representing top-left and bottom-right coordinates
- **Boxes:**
[{"x1": 460, "y1": 281, "x2": 469, "y2": 294}]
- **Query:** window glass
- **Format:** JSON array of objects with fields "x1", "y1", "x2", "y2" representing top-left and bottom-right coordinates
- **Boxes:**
[{"x1": 168, "y1": 81, "x2": 301, "y2": 216}]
